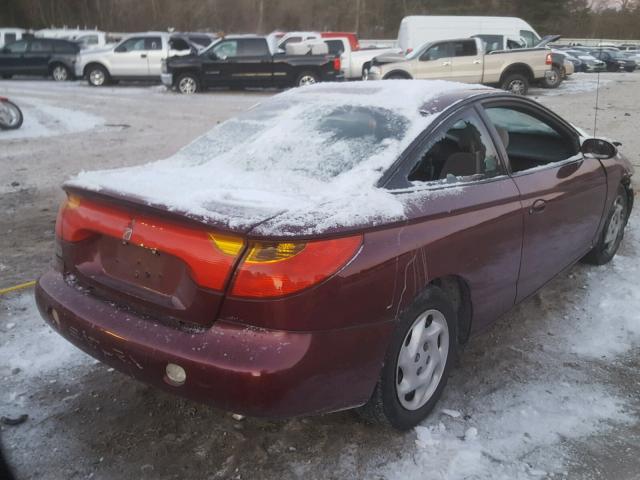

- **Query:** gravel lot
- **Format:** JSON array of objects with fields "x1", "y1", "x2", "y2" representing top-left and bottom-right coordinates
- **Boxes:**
[{"x1": 1, "y1": 74, "x2": 639, "y2": 480}]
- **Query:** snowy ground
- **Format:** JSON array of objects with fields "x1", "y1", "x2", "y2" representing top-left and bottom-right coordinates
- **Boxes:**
[{"x1": 1, "y1": 73, "x2": 639, "y2": 479}]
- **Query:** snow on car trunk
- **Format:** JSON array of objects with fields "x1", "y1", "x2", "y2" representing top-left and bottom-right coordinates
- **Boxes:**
[{"x1": 69, "y1": 81, "x2": 485, "y2": 236}]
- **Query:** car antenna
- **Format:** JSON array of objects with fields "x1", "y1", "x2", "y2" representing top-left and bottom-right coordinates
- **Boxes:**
[{"x1": 593, "y1": 39, "x2": 602, "y2": 137}]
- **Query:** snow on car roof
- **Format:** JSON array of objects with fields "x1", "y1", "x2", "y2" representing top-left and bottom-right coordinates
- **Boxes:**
[{"x1": 69, "y1": 81, "x2": 490, "y2": 236}]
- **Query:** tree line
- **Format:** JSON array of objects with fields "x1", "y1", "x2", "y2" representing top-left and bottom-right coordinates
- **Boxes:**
[{"x1": 1, "y1": 0, "x2": 639, "y2": 39}]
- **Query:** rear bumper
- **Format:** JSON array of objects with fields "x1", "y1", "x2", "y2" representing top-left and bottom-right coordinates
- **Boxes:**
[
  {"x1": 160, "y1": 73, "x2": 173, "y2": 87},
  {"x1": 35, "y1": 270, "x2": 391, "y2": 417}
]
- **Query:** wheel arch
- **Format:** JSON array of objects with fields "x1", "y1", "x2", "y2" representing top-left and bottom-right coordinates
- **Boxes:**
[
  {"x1": 428, "y1": 275, "x2": 473, "y2": 345},
  {"x1": 83, "y1": 61, "x2": 109, "y2": 77},
  {"x1": 383, "y1": 69, "x2": 413, "y2": 80},
  {"x1": 499, "y1": 63, "x2": 534, "y2": 84}
]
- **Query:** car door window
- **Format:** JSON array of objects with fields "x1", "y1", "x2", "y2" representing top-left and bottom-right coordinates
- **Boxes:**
[
  {"x1": 238, "y1": 39, "x2": 269, "y2": 57},
  {"x1": 408, "y1": 111, "x2": 503, "y2": 184},
  {"x1": 420, "y1": 43, "x2": 450, "y2": 61},
  {"x1": 29, "y1": 40, "x2": 53, "y2": 53},
  {"x1": 474, "y1": 35, "x2": 503, "y2": 53},
  {"x1": 145, "y1": 37, "x2": 162, "y2": 50},
  {"x1": 115, "y1": 37, "x2": 146, "y2": 53},
  {"x1": 483, "y1": 106, "x2": 579, "y2": 173},
  {"x1": 5, "y1": 33, "x2": 17, "y2": 44},
  {"x1": 5, "y1": 40, "x2": 28, "y2": 53},
  {"x1": 452, "y1": 40, "x2": 477, "y2": 57},
  {"x1": 212, "y1": 40, "x2": 238, "y2": 59},
  {"x1": 519, "y1": 30, "x2": 538, "y2": 48},
  {"x1": 53, "y1": 41, "x2": 78, "y2": 54}
]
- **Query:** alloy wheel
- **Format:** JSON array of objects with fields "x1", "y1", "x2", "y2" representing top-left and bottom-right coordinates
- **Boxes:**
[
  {"x1": 298, "y1": 75, "x2": 317, "y2": 87},
  {"x1": 508, "y1": 79, "x2": 526, "y2": 95},
  {"x1": 395, "y1": 309, "x2": 450, "y2": 410},
  {"x1": 178, "y1": 76, "x2": 197, "y2": 94},
  {"x1": 90, "y1": 69, "x2": 105, "y2": 86},
  {"x1": 0, "y1": 102, "x2": 21, "y2": 128},
  {"x1": 52, "y1": 65, "x2": 68, "y2": 81}
]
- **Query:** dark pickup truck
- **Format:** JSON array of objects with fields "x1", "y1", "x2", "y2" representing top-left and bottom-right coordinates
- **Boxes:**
[{"x1": 161, "y1": 35, "x2": 343, "y2": 93}]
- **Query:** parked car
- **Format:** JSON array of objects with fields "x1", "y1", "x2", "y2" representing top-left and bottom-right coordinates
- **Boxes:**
[
  {"x1": 277, "y1": 31, "x2": 361, "y2": 52},
  {"x1": 367, "y1": 38, "x2": 552, "y2": 95},
  {"x1": 397, "y1": 16, "x2": 542, "y2": 54},
  {"x1": 0, "y1": 28, "x2": 27, "y2": 48},
  {"x1": 76, "y1": 32, "x2": 192, "y2": 86},
  {"x1": 162, "y1": 35, "x2": 342, "y2": 93},
  {"x1": 560, "y1": 49, "x2": 606, "y2": 72},
  {"x1": 589, "y1": 48, "x2": 637, "y2": 72},
  {"x1": 0, "y1": 38, "x2": 79, "y2": 81},
  {"x1": 36, "y1": 81, "x2": 633, "y2": 430},
  {"x1": 301, "y1": 36, "x2": 400, "y2": 80}
]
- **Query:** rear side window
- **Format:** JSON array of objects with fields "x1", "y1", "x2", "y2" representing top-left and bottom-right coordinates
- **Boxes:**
[
  {"x1": 145, "y1": 37, "x2": 162, "y2": 50},
  {"x1": 239, "y1": 39, "x2": 270, "y2": 56},
  {"x1": 5, "y1": 33, "x2": 17, "y2": 44},
  {"x1": 452, "y1": 40, "x2": 477, "y2": 57},
  {"x1": 54, "y1": 41, "x2": 79, "y2": 54},
  {"x1": 408, "y1": 111, "x2": 502, "y2": 185},
  {"x1": 30, "y1": 40, "x2": 53, "y2": 53},
  {"x1": 4, "y1": 40, "x2": 28, "y2": 53},
  {"x1": 325, "y1": 40, "x2": 345, "y2": 56},
  {"x1": 475, "y1": 35, "x2": 503, "y2": 53}
]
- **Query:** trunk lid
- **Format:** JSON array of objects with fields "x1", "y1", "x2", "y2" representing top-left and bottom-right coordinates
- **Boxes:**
[{"x1": 58, "y1": 187, "x2": 278, "y2": 329}]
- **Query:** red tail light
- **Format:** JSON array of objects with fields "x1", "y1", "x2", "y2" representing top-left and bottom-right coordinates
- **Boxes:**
[
  {"x1": 230, "y1": 235, "x2": 362, "y2": 298},
  {"x1": 333, "y1": 56, "x2": 341, "y2": 71},
  {"x1": 55, "y1": 194, "x2": 245, "y2": 291},
  {"x1": 546, "y1": 53, "x2": 553, "y2": 65}
]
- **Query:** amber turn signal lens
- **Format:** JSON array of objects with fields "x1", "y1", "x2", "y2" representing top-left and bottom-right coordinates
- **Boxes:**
[{"x1": 245, "y1": 242, "x2": 306, "y2": 264}]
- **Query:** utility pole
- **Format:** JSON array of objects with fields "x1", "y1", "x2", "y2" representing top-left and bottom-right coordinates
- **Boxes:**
[
  {"x1": 257, "y1": 0, "x2": 265, "y2": 34},
  {"x1": 355, "y1": 0, "x2": 361, "y2": 34}
]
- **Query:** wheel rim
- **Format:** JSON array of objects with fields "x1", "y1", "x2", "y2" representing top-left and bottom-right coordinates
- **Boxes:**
[
  {"x1": 0, "y1": 102, "x2": 20, "y2": 127},
  {"x1": 179, "y1": 77, "x2": 197, "y2": 94},
  {"x1": 548, "y1": 71, "x2": 559, "y2": 85},
  {"x1": 508, "y1": 79, "x2": 525, "y2": 95},
  {"x1": 298, "y1": 75, "x2": 316, "y2": 87},
  {"x1": 396, "y1": 309, "x2": 450, "y2": 411},
  {"x1": 53, "y1": 66, "x2": 68, "y2": 81},
  {"x1": 603, "y1": 195, "x2": 626, "y2": 254},
  {"x1": 90, "y1": 69, "x2": 105, "y2": 86}
]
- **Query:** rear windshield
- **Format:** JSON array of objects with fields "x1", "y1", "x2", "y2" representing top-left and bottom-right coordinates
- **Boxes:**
[{"x1": 177, "y1": 95, "x2": 410, "y2": 181}]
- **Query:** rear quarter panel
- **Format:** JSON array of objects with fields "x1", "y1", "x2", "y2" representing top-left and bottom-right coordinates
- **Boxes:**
[{"x1": 485, "y1": 49, "x2": 548, "y2": 82}]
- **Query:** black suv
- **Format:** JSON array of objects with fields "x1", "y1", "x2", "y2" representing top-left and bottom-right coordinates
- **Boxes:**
[{"x1": 0, "y1": 38, "x2": 79, "y2": 81}]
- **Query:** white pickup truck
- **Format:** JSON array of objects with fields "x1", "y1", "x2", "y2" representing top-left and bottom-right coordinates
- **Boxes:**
[
  {"x1": 367, "y1": 37, "x2": 552, "y2": 95},
  {"x1": 76, "y1": 32, "x2": 192, "y2": 86},
  {"x1": 300, "y1": 37, "x2": 400, "y2": 80}
]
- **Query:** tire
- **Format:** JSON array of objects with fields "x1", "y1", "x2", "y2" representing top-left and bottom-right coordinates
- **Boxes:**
[
  {"x1": 500, "y1": 73, "x2": 529, "y2": 95},
  {"x1": 541, "y1": 67, "x2": 562, "y2": 89},
  {"x1": 357, "y1": 285, "x2": 457, "y2": 430},
  {"x1": 50, "y1": 63, "x2": 70, "y2": 81},
  {"x1": 87, "y1": 65, "x2": 110, "y2": 87},
  {"x1": 582, "y1": 184, "x2": 630, "y2": 265},
  {"x1": 295, "y1": 71, "x2": 319, "y2": 87},
  {"x1": 0, "y1": 100, "x2": 24, "y2": 130},
  {"x1": 176, "y1": 73, "x2": 200, "y2": 94},
  {"x1": 384, "y1": 72, "x2": 410, "y2": 80}
]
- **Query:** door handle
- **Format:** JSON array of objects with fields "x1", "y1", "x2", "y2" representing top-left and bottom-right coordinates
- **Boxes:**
[
  {"x1": 140, "y1": 54, "x2": 147, "y2": 58},
  {"x1": 442, "y1": 61, "x2": 451, "y2": 66},
  {"x1": 529, "y1": 199, "x2": 547, "y2": 214},
  {"x1": 473, "y1": 59, "x2": 482, "y2": 64}
]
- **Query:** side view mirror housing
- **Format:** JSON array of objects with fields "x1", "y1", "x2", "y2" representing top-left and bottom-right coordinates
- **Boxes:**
[
  {"x1": 582, "y1": 138, "x2": 617, "y2": 160},
  {"x1": 208, "y1": 52, "x2": 218, "y2": 60}
]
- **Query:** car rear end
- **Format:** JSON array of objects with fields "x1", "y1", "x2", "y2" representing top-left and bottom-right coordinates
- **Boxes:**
[{"x1": 35, "y1": 189, "x2": 391, "y2": 417}]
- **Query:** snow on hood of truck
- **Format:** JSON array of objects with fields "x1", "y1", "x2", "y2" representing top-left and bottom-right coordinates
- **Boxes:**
[{"x1": 69, "y1": 80, "x2": 484, "y2": 236}]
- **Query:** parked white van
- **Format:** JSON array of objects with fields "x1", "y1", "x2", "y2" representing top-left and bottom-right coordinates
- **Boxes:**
[
  {"x1": 0, "y1": 28, "x2": 26, "y2": 48},
  {"x1": 397, "y1": 16, "x2": 541, "y2": 54}
]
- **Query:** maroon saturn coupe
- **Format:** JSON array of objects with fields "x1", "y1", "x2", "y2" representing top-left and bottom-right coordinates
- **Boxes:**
[{"x1": 36, "y1": 81, "x2": 633, "y2": 430}]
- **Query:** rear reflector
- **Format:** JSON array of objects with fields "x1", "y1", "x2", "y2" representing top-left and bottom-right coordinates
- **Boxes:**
[
  {"x1": 546, "y1": 53, "x2": 553, "y2": 65},
  {"x1": 55, "y1": 194, "x2": 245, "y2": 291},
  {"x1": 333, "y1": 57, "x2": 341, "y2": 71},
  {"x1": 230, "y1": 235, "x2": 362, "y2": 298}
]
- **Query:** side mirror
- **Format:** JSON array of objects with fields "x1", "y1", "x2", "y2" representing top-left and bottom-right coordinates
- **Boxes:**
[
  {"x1": 582, "y1": 138, "x2": 617, "y2": 159},
  {"x1": 208, "y1": 52, "x2": 218, "y2": 60}
]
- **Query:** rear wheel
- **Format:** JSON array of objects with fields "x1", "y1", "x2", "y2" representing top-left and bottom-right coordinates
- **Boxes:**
[
  {"x1": 296, "y1": 71, "x2": 318, "y2": 87},
  {"x1": 357, "y1": 286, "x2": 456, "y2": 430},
  {"x1": 582, "y1": 185, "x2": 630, "y2": 265},
  {"x1": 501, "y1": 73, "x2": 529, "y2": 95},
  {"x1": 541, "y1": 67, "x2": 562, "y2": 88},
  {"x1": 87, "y1": 65, "x2": 110, "y2": 87},
  {"x1": 51, "y1": 63, "x2": 70, "y2": 81},
  {"x1": 176, "y1": 73, "x2": 199, "y2": 94}
]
